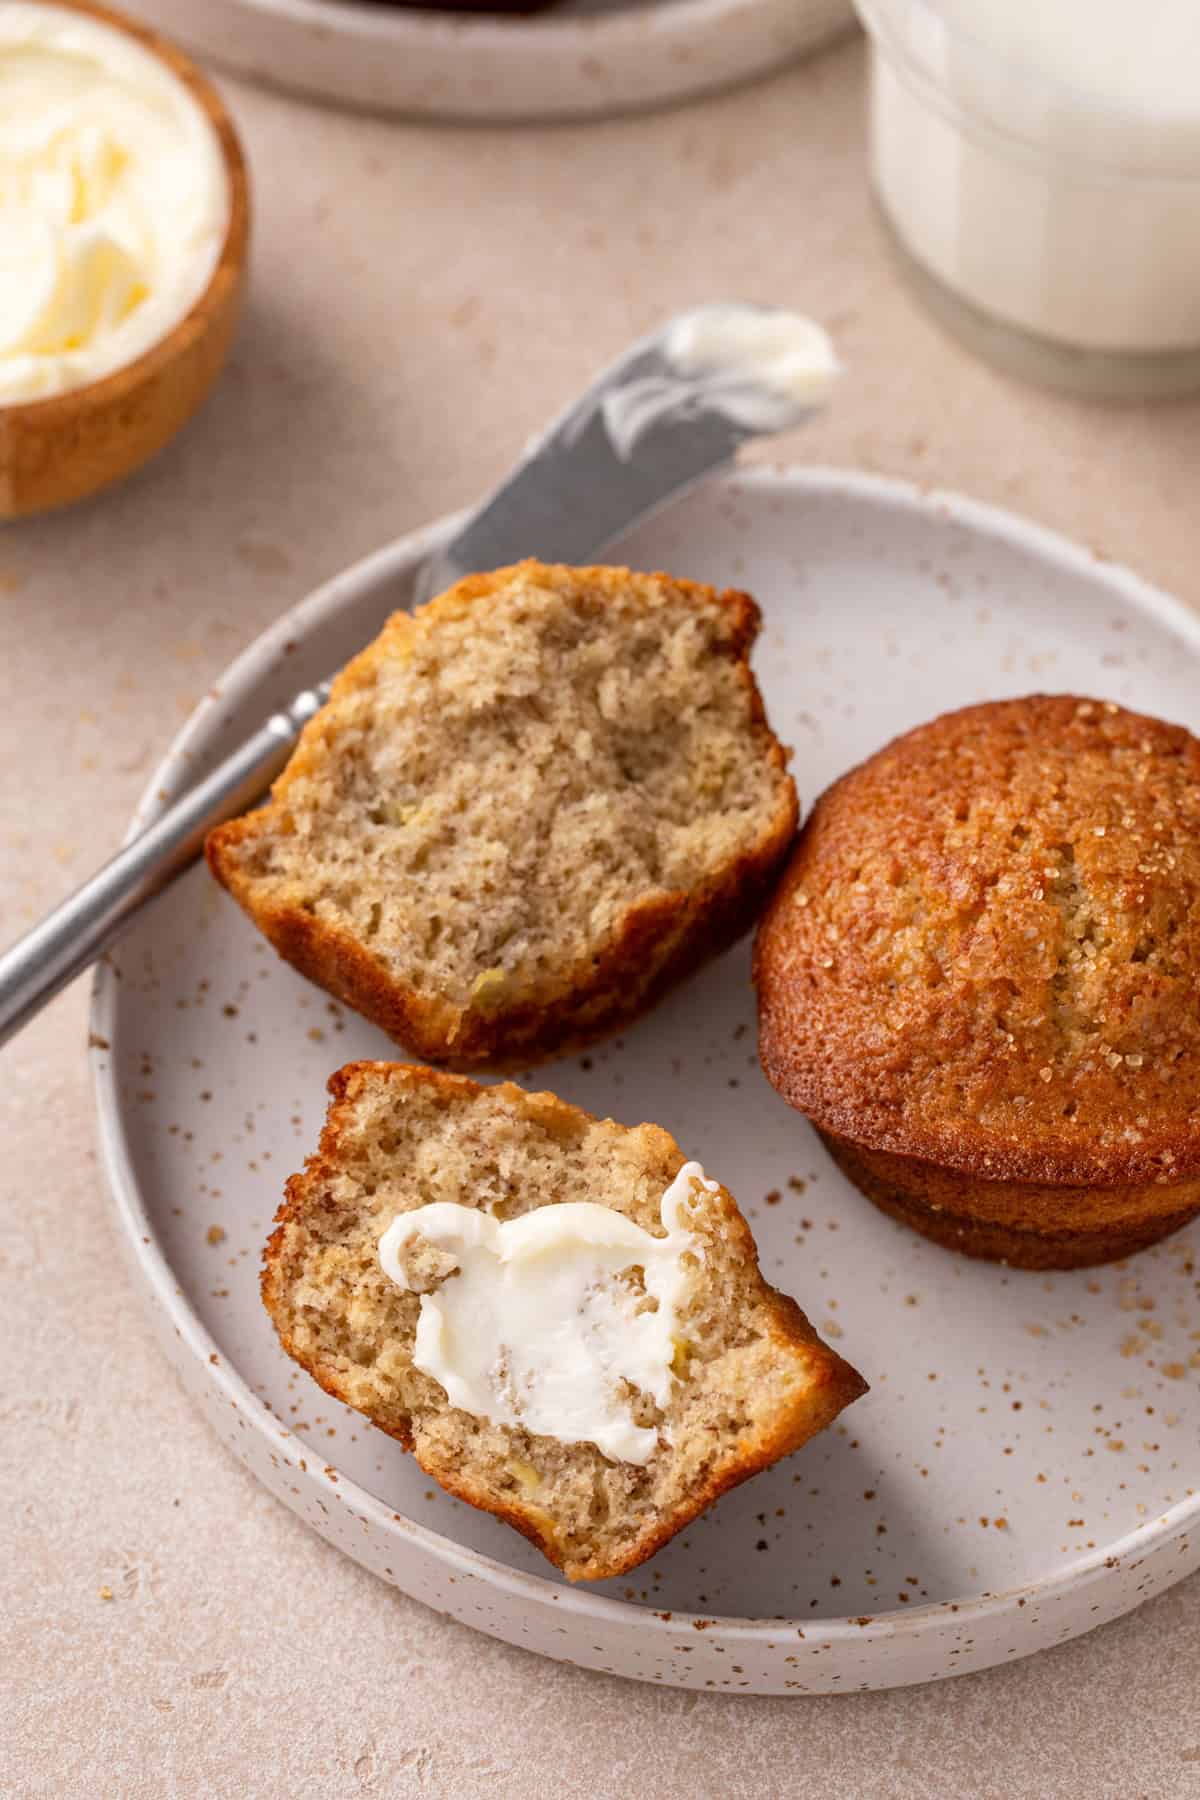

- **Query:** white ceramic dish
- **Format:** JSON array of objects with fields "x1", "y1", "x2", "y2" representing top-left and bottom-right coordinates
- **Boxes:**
[
  {"x1": 148, "y1": 0, "x2": 855, "y2": 122},
  {"x1": 92, "y1": 469, "x2": 1200, "y2": 1694}
]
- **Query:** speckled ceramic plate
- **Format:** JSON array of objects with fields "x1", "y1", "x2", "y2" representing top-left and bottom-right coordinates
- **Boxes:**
[
  {"x1": 151, "y1": 0, "x2": 854, "y2": 122},
  {"x1": 92, "y1": 469, "x2": 1200, "y2": 1694}
]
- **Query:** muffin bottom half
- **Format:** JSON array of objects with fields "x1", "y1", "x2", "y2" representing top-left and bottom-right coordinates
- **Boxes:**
[{"x1": 819, "y1": 1131, "x2": 1200, "y2": 1271}]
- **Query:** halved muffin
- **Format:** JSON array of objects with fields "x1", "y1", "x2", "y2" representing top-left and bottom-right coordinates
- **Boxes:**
[
  {"x1": 263, "y1": 1063, "x2": 866, "y2": 1580},
  {"x1": 755, "y1": 696, "x2": 1200, "y2": 1269},
  {"x1": 208, "y1": 561, "x2": 797, "y2": 1070}
]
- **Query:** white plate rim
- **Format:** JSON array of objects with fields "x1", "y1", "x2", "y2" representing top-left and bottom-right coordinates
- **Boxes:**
[
  {"x1": 155, "y1": 0, "x2": 855, "y2": 123},
  {"x1": 229, "y1": 0, "x2": 811, "y2": 50},
  {"x1": 91, "y1": 466, "x2": 1200, "y2": 1669}
]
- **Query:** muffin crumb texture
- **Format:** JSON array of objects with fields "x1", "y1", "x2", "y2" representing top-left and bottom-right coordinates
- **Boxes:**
[
  {"x1": 209, "y1": 560, "x2": 797, "y2": 1068},
  {"x1": 262, "y1": 1063, "x2": 865, "y2": 1581}
]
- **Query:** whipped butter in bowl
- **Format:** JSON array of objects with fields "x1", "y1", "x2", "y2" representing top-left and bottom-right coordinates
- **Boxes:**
[{"x1": 0, "y1": 1, "x2": 248, "y2": 515}]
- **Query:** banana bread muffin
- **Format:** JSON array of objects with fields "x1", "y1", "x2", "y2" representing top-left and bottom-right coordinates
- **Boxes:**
[
  {"x1": 754, "y1": 696, "x2": 1200, "y2": 1269},
  {"x1": 208, "y1": 561, "x2": 798, "y2": 1071},
  {"x1": 263, "y1": 1063, "x2": 865, "y2": 1580}
]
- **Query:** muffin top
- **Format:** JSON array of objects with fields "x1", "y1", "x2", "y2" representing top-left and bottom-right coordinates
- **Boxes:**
[{"x1": 755, "y1": 697, "x2": 1200, "y2": 1184}]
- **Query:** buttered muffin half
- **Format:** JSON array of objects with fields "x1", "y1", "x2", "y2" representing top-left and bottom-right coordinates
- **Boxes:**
[
  {"x1": 755, "y1": 696, "x2": 1200, "y2": 1269},
  {"x1": 208, "y1": 560, "x2": 797, "y2": 1071},
  {"x1": 263, "y1": 1064, "x2": 865, "y2": 1580}
]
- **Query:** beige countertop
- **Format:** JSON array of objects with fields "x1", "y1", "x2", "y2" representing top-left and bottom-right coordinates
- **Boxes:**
[{"x1": 4, "y1": 32, "x2": 1200, "y2": 1800}]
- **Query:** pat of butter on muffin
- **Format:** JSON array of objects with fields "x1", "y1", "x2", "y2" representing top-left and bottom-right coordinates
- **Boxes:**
[{"x1": 378, "y1": 1161, "x2": 718, "y2": 1465}]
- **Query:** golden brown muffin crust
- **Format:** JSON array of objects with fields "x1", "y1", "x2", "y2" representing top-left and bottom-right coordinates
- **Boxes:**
[
  {"x1": 819, "y1": 1130, "x2": 1200, "y2": 1270},
  {"x1": 755, "y1": 696, "x2": 1200, "y2": 1186}
]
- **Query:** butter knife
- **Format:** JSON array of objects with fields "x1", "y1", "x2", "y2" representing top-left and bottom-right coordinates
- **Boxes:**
[{"x1": 0, "y1": 303, "x2": 838, "y2": 1047}]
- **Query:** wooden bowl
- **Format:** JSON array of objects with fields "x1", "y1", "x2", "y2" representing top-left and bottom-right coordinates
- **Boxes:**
[{"x1": 0, "y1": 1, "x2": 250, "y2": 520}]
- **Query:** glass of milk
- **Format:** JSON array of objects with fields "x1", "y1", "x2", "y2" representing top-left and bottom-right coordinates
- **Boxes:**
[{"x1": 854, "y1": 0, "x2": 1200, "y2": 397}]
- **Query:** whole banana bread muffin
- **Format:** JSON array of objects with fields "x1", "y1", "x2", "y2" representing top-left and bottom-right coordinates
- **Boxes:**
[{"x1": 754, "y1": 696, "x2": 1200, "y2": 1269}]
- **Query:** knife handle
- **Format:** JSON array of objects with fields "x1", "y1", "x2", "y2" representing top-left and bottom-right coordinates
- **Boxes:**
[{"x1": 0, "y1": 683, "x2": 327, "y2": 1049}]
